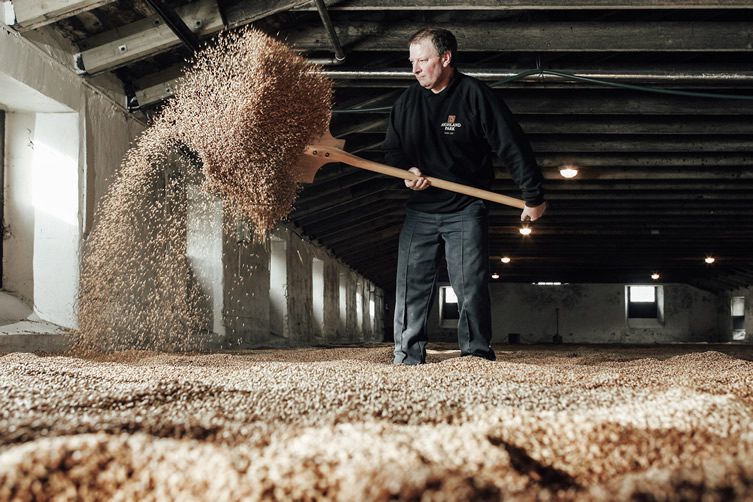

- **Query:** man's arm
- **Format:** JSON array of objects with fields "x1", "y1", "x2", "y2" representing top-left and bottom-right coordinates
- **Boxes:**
[
  {"x1": 383, "y1": 104, "x2": 412, "y2": 169},
  {"x1": 383, "y1": 100, "x2": 430, "y2": 190},
  {"x1": 477, "y1": 84, "x2": 546, "y2": 219}
]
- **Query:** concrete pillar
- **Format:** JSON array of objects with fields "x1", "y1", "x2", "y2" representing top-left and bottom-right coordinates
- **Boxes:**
[
  {"x1": 186, "y1": 185, "x2": 224, "y2": 336},
  {"x1": 269, "y1": 232, "x2": 289, "y2": 340},
  {"x1": 322, "y1": 258, "x2": 339, "y2": 343},
  {"x1": 222, "y1": 221, "x2": 271, "y2": 346},
  {"x1": 286, "y1": 233, "x2": 312, "y2": 345}
]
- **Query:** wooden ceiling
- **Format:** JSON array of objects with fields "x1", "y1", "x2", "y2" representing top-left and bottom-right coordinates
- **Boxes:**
[{"x1": 7, "y1": 0, "x2": 753, "y2": 292}]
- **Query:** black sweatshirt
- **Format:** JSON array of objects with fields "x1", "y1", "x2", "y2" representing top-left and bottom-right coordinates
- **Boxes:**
[{"x1": 383, "y1": 71, "x2": 545, "y2": 213}]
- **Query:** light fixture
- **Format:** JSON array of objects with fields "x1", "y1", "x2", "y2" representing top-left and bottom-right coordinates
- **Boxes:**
[
  {"x1": 519, "y1": 225, "x2": 532, "y2": 236},
  {"x1": 501, "y1": 256, "x2": 511, "y2": 264},
  {"x1": 651, "y1": 273, "x2": 660, "y2": 280},
  {"x1": 559, "y1": 164, "x2": 579, "y2": 179},
  {"x1": 491, "y1": 272, "x2": 500, "y2": 279},
  {"x1": 704, "y1": 256, "x2": 716, "y2": 264}
]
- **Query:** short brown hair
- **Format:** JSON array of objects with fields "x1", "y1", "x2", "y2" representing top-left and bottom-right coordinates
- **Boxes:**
[{"x1": 409, "y1": 28, "x2": 457, "y2": 67}]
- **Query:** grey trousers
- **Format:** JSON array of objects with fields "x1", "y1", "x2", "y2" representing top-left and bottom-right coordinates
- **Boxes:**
[{"x1": 393, "y1": 201, "x2": 495, "y2": 364}]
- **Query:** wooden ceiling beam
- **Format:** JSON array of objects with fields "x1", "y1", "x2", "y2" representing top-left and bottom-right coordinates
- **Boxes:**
[
  {"x1": 281, "y1": 22, "x2": 753, "y2": 52},
  {"x1": 332, "y1": 91, "x2": 753, "y2": 115},
  {"x1": 292, "y1": 0, "x2": 753, "y2": 10},
  {"x1": 531, "y1": 136, "x2": 753, "y2": 153},
  {"x1": 331, "y1": 116, "x2": 753, "y2": 135},
  {"x1": 353, "y1": 151, "x2": 753, "y2": 170},
  {"x1": 294, "y1": 195, "x2": 403, "y2": 226},
  {"x1": 535, "y1": 167, "x2": 753, "y2": 180},
  {"x1": 493, "y1": 179, "x2": 753, "y2": 191},
  {"x1": 74, "y1": 0, "x2": 223, "y2": 75},
  {"x1": 536, "y1": 154, "x2": 753, "y2": 168},
  {"x1": 348, "y1": 132, "x2": 753, "y2": 153},
  {"x1": 309, "y1": 214, "x2": 405, "y2": 241},
  {"x1": 223, "y1": 0, "x2": 316, "y2": 28},
  {"x1": 3, "y1": 0, "x2": 114, "y2": 31}
]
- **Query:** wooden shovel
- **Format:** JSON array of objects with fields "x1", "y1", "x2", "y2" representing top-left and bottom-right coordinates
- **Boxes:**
[{"x1": 297, "y1": 131, "x2": 526, "y2": 209}]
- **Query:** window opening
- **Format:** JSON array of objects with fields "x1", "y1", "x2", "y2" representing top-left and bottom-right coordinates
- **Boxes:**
[
  {"x1": 732, "y1": 296, "x2": 746, "y2": 341},
  {"x1": 439, "y1": 285, "x2": 459, "y2": 328}
]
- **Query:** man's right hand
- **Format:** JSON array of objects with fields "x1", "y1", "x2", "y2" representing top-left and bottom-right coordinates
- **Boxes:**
[{"x1": 405, "y1": 167, "x2": 431, "y2": 190}]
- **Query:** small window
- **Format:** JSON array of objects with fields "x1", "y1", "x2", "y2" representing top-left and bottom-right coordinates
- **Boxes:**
[
  {"x1": 369, "y1": 297, "x2": 376, "y2": 332},
  {"x1": 626, "y1": 285, "x2": 664, "y2": 326},
  {"x1": 439, "y1": 285, "x2": 459, "y2": 328},
  {"x1": 356, "y1": 283, "x2": 363, "y2": 332},
  {"x1": 628, "y1": 286, "x2": 657, "y2": 318},
  {"x1": 731, "y1": 296, "x2": 746, "y2": 340},
  {"x1": 338, "y1": 272, "x2": 347, "y2": 328},
  {"x1": 312, "y1": 258, "x2": 324, "y2": 333},
  {"x1": 269, "y1": 236, "x2": 288, "y2": 338}
]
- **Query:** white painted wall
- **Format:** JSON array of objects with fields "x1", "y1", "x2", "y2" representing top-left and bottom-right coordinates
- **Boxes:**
[
  {"x1": 4, "y1": 111, "x2": 83, "y2": 328},
  {"x1": 1, "y1": 23, "x2": 143, "y2": 329},
  {"x1": 426, "y1": 282, "x2": 719, "y2": 344},
  {"x1": 3, "y1": 112, "x2": 36, "y2": 304},
  {"x1": 186, "y1": 185, "x2": 224, "y2": 335},
  {"x1": 31, "y1": 112, "x2": 80, "y2": 327}
]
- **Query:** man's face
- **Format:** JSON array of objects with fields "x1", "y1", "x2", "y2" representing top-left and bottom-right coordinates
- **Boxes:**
[{"x1": 409, "y1": 38, "x2": 452, "y2": 92}]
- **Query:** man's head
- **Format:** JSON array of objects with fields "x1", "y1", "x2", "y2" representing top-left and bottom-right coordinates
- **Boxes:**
[{"x1": 408, "y1": 28, "x2": 457, "y2": 93}]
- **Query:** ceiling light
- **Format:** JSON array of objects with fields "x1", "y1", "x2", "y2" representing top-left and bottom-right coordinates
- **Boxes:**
[
  {"x1": 491, "y1": 272, "x2": 500, "y2": 279},
  {"x1": 651, "y1": 273, "x2": 660, "y2": 280},
  {"x1": 559, "y1": 164, "x2": 579, "y2": 179},
  {"x1": 519, "y1": 225, "x2": 532, "y2": 236},
  {"x1": 501, "y1": 256, "x2": 511, "y2": 264},
  {"x1": 704, "y1": 256, "x2": 716, "y2": 264}
]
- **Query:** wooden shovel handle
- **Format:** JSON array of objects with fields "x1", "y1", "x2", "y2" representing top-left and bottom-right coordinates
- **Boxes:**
[{"x1": 304, "y1": 145, "x2": 526, "y2": 210}]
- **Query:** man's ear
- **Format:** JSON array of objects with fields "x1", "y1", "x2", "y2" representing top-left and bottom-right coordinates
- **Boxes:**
[{"x1": 441, "y1": 51, "x2": 452, "y2": 68}]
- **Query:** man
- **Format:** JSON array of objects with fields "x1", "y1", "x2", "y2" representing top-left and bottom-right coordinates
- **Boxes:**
[{"x1": 384, "y1": 28, "x2": 546, "y2": 365}]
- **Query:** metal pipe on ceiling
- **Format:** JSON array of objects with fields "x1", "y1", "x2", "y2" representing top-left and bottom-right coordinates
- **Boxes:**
[
  {"x1": 311, "y1": 0, "x2": 345, "y2": 65},
  {"x1": 321, "y1": 69, "x2": 753, "y2": 83},
  {"x1": 143, "y1": 0, "x2": 201, "y2": 52}
]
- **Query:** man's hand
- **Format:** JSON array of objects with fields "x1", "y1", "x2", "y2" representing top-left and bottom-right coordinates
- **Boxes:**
[
  {"x1": 405, "y1": 167, "x2": 431, "y2": 190},
  {"x1": 521, "y1": 201, "x2": 547, "y2": 222}
]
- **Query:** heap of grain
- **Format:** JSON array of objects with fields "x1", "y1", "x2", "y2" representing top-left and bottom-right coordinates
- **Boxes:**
[
  {"x1": 2, "y1": 347, "x2": 753, "y2": 500},
  {"x1": 75, "y1": 29, "x2": 332, "y2": 352}
]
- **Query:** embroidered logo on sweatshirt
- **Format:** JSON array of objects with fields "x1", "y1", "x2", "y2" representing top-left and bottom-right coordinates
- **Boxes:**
[{"x1": 441, "y1": 115, "x2": 462, "y2": 134}]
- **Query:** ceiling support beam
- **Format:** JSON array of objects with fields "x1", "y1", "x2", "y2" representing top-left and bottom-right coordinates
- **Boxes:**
[
  {"x1": 292, "y1": 0, "x2": 753, "y2": 10},
  {"x1": 2, "y1": 0, "x2": 114, "y2": 32},
  {"x1": 281, "y1": 22, "x2": 753, "y2": 52},
  {"x1": 333, "y1": 116, "x2": 753, "y2": 136},
  {"x1": 223, "y1": 0, "x2": 312, "y2": 29},
  {"x1": 310, "y1": 0, "x2": 346, "y2": 65},
  {"x1": 73, "y1": 0, "x2": 223, "y2": 75},
  {"x1": 324, "y1": 69, "x2": 753, "y2": 84},
  {"x1": 143, "y1": 0, "x2": 201, "y2": 52},
  {"x1": 535, "y1": 154, "x2": 753, "y2": 169},
  {"x1": 135, "y1": 68, "x2": 753, "y2": 107},
  {"x1": 332, "y1": 91, "x2": 753, "y2": 116}
]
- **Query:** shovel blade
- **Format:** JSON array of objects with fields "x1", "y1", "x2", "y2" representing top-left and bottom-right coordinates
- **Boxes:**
[{"x1": 295, "y1": 130, "x2": 346, "y2": 183}]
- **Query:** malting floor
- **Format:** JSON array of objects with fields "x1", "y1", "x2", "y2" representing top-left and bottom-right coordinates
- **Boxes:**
[{"x1": 2, "y1": 343, "x2": 753, "y2": 500}]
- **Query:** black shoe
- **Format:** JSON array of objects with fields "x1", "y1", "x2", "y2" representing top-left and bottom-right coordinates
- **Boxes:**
[{"x1": 461, "y1": 352, "x2": 496, "y2": 362}]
